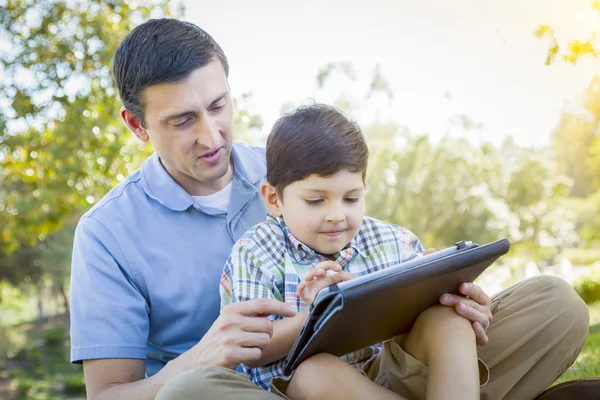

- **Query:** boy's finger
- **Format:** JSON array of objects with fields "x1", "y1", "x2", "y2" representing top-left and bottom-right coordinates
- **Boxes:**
[
  {"x1": 313, "y1": 260, "x2": 342, "y2": 272},
  {"x1": 329, "y1": 272, "x2": 356, "y2": 283},
  {"x1": 423, "y1": 248, "x2": 436, "y2": 255},
  {"x1": 302, "y1": 268, "x2": 325, "y2": 281}
]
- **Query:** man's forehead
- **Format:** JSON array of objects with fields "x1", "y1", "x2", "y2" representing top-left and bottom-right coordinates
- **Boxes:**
[{"x1": 143, "y1": 63, "x2": 229, "y2": 114}]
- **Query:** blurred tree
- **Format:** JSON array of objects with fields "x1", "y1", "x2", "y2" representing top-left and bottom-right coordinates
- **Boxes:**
[
  {"x1": 550, "y1": 77, "x2": 600, "y2": 197},
  {"x1": 534, "y1": 1, "x2": 600, "y2": 248},
  {"x1": 534, "y1": 0, "x2": 600, "y2": 65},
  {"x1": 0, "y1": 0, "x2": 178, "y2": 255},
  {"x1": 0, "y1": 0, "x2": 262, "y2": 257},
  {"x1": 0, "y1": 0, "x2": 263, "y2": 310}
]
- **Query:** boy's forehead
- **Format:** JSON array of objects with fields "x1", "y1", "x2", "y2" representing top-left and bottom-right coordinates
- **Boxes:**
[{"x1": 293, "y1": 171, "x2": 365, "y2": 191}]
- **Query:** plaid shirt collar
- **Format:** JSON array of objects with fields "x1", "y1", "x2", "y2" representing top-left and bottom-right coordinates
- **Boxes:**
[{"x1": 272, "y1": 215, "x2": 368, "y2": 263}]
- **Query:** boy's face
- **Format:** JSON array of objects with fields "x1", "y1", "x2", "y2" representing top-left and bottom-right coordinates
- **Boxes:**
[{"x1": 274, "y1": 170, "x2": 366, "y2": 256}]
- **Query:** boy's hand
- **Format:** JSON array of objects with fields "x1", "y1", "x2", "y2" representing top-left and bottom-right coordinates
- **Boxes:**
[
  {"x1": 426, "y1": 248, "x2": 492, "y2": 346},
  {"x1": 440, "y1": 282, "x2": 493, "y2": 346},
  {"x1": 297, "y1": 261, "x2": 356, "y2": 306}
]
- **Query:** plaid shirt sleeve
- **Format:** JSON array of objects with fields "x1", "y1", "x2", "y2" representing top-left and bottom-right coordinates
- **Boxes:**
[
  {"x1": 394, "y1": 225, "x2": 425, "y2": 261},
  {"x1": 220, "y1": 237, "x2": 278, "y2": 310}
]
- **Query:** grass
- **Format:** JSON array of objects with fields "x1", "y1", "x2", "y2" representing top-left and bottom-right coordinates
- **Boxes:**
[
  {"x1": 553, "y1": 301, "x2": 600, "y2": 384},
  {"x1": 0, "y1": 304, "x2": 598, "y2": 399}
]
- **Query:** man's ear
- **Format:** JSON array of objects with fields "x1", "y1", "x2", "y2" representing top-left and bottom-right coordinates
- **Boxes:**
[
  {"x1": 261, "y1": 182, "x2": 282, "y2": 217},
  {"x1": 121, "y1": 106, "x2": 149, "y2": 142}
]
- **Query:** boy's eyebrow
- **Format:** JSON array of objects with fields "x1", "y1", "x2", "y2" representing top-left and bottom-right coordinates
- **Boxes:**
[
  {"x1": 160, "y1": 92, "x2": 229, "y2": 123},
  {"x1": 302, "y1": 187, "x2": 364, "y2": 195}
]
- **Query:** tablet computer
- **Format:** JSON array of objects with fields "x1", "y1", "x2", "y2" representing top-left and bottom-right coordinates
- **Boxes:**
[{"x1": 283, "y1": 238, "x2": 510, "y2": 375}]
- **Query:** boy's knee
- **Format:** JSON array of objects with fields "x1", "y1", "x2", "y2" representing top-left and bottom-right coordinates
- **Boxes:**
[
  {"x1": 416, "y1": 304, "x2": 473, "y2": 336},
  {"x1": 528, "y1": 275, "x2": 589, "y2": 339},
  {"x1": 287, "y1": 353, "x2": 346, "y2": 397},
  {"x1": 294, "y1": 353, "x2": 340, "y2": 378}
]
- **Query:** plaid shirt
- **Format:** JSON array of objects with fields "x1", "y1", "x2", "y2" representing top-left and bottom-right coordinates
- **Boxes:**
[{"x1": 220, "y1": 215, "x2": 424, "y2": 390}]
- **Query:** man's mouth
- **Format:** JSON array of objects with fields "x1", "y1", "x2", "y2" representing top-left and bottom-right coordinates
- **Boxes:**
[{"x1": 198, "y1": 148, "x2": 223, "y2": 163}]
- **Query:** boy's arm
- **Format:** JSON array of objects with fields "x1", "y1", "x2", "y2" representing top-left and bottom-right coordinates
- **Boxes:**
[
  {"x1": 221, "y1": 238, "x2": 307, "y2": 368},
  {"x1": 245, "y1": 309, "x2": 309, "y2": 368}
]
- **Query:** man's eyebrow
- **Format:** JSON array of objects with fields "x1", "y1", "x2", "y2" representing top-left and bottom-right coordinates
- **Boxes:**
[
  {"x1": 159, "y1": 92, "x2": 229, "y2": 124},
  {"x1": 210, "y1": 91, "x2": 229, "y2": 107},
  {"x1": 160, "y1": 111, "x2": 198, "y2": 123}
]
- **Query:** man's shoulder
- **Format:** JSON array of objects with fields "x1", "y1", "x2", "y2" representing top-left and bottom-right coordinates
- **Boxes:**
[
  {"x1": 233, "y1": 142, "x2": 266, "y2": 160},
  {"x1": 79, "y1": 169, "x2": 145, "y2": 225},
  {"x1": 231, "y1": 142, "x2": 266, "y2": 184}
]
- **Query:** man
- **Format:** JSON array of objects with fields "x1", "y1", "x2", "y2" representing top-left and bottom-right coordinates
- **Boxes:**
[{"x1": 70, "y1": 18, "x2": 589, "y2": 400}]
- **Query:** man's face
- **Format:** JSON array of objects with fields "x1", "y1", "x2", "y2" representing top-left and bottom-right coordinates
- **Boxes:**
[
  {"x1": 138, "y1": 60, "x2": 234, "y2": 195},
  {"x1": 277, "y1": 170, "x2": 366, "y2": 256}
]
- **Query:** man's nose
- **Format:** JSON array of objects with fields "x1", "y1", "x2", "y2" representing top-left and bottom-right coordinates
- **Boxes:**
[{"x1": 195, "y1": 116, "x2": 220, "y2": 148}]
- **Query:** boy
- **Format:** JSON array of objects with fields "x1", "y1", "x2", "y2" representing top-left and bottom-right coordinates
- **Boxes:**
[{"x1": 220, "y1": 104, "x2": 484, "y2": 400}]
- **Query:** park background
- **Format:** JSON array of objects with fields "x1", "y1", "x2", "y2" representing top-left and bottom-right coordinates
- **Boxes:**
[{"x1": 1, "y1": 0, "x2": 599, "y2": 398}]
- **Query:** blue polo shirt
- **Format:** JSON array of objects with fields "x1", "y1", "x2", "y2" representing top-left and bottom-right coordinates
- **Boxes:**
[{"x1": 69, "y1": 143, "x2": 268, "y2": 376}]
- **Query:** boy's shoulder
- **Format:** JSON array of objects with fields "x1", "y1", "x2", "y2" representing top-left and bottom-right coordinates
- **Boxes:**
[
  {"x1": 234, "y1": 215, "x2": 288, "y2": 254},
  {"x1": 356, "y1": 216, "x2": 422, "y2": 253}
]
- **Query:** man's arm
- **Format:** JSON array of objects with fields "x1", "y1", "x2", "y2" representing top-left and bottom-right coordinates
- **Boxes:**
[{"x1": 83, "y1": 299, "x2": 297, "y2": 400}]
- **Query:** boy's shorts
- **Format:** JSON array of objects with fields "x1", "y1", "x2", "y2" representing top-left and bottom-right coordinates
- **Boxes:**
[{"x1": 270, "y1": 334, "x2": 489, "y2": 400}]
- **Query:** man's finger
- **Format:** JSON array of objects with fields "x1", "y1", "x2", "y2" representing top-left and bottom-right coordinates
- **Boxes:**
[
  {"x1": 227, "y1": 298, "x2": 296, "y2": 318},
  {"x1": 235, "y1": 331, "x2": 272, "y2": 350}
]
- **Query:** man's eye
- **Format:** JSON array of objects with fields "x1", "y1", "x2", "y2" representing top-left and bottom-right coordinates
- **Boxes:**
[
  {"x1": 344, "y1": 197, "x2": 359, "y2": 203},
  {"x1": 174, "y1": 119, "x2": 192, "y2": 128},
  {"x1": 305, "y1": 199, "x2": 324, "y2": 206},
  {"x1": 211, "y1": 104, "x2": 224, "y2": 112}
]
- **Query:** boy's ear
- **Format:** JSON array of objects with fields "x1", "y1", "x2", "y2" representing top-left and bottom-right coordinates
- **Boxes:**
[{"x1": 261, "y1": 182, "x2": 282, "y2": 217}]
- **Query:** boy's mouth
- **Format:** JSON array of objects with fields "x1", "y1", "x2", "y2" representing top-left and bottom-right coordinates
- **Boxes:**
[{"x1": 322, "y1": 231, "x2": 344, "y2": 237}]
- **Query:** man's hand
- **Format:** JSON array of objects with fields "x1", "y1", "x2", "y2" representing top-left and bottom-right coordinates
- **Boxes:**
[
  {"x1": 297, "y1": 261, "x2": 356, "y2": 306},
  {"x1": 176, "y1": 298, "x2": 297, "y2": 371},
  {"x1": 440, "y1": 282, "x2": 493, "y2": 346}
]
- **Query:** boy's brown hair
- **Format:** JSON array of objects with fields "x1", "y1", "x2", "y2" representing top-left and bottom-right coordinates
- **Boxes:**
[{"x1": 266, "y1": 104, "x2": 369, "y2": 194}]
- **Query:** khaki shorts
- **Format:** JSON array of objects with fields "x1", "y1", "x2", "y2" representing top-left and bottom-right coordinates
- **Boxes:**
[{"x1": 271, "y1": 334, "x2": 489, "y2": 400}]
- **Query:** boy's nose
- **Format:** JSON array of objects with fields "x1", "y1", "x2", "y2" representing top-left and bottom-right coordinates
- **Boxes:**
[{"x1": 325, "y1": 207, "x2": 346, "y2": 223}]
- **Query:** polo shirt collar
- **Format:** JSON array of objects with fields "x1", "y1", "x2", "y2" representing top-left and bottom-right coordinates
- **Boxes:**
[{"x1": 141, "y1": 143, "x2": 262, "y2": 212}]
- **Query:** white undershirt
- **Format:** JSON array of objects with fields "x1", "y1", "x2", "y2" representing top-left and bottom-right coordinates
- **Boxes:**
[{"x1": 192, "y1": 181, "x2": 233, "y2": 213}]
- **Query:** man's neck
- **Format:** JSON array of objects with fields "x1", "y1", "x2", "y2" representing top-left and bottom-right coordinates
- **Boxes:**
[{"x1": 160, "y1": 158, "x2": 235, "y2": 197}]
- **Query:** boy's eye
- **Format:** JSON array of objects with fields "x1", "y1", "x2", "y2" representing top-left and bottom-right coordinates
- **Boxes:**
[
  {"x1": 344, "y1": 197, "x2": 360, "y2": 203},
  {"x1": 305, "y1": 199, "x2": 324, "y2": 206}
]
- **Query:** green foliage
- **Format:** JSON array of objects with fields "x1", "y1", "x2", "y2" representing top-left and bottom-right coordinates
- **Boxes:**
[
  {"x1": 574, "y1": 273, "x2": 600, "y2": 304},
  {"x1": 2, "y1": 320, "x2": 85, "y2": 399},
  {"x1": 535, "y1": 2, "x2": 600, "y2": 65},
  {"x1": 554, "y1": 302, "x2": 600, "y2": 385},
  {"x1": 0, "y1": 0, "x2": 178, "y2": 255},
  {"x1": 364, "y1": 127, "x2": 574, "y2": 254}
]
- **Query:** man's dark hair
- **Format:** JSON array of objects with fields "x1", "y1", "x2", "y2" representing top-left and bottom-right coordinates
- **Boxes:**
[
  {"x1": 266, "y1": 104, "x2": 369, "y2": 194},
  {"x1": 112, "y1": 18, "x2": 229, "y2": 126}
]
